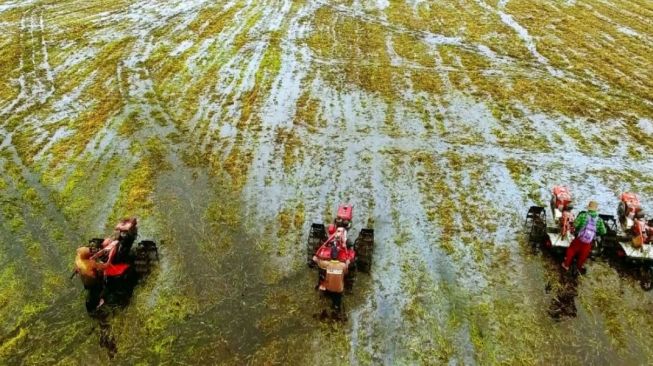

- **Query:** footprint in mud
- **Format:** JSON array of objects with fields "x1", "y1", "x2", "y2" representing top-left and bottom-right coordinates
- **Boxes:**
[
  {"x1": 98, "y1": 321, "x2": 117, "y2": 359},
  {"x1": 314, "y1": 309, "x2": 348, "y2": 322},
  {"x1": 546, "y1": 275, "x2": 579, "y2": 320}
]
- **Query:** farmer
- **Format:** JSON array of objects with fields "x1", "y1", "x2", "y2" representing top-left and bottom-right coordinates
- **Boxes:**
[
  {"x1": 631, "y1": 211, "x2": 650, "y2": 247},
  {"x1": 75, "y1": 246, "x2": 107, "y2": 311},
  {"x1": 91, "y1": 238, "x2": 120, "y2": 266},
  {"x1": 113, "y1": 217, "x2": 138, "y2": 263},
  {"x1": 313, "y1": 247, "x2": 349, "y2": 311},
  {"x1": 562, "y1": 200, "x2": 606, "y2": 273},
  {"x1": 560, "y1": 205, "x2": 575, "y2": 239},
  {"x1": 75, "y1": 247, "x2": 104, "y2": 287},
  {"x1": 334, "y1": 227, "x2": 347, "y2": 248},
  {"x1": 313, "y1": 248, "x2": 349, "y2": 291}
]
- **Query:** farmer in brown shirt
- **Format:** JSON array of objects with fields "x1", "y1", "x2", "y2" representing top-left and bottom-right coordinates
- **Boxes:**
[
  {"x1": 75, "y1": 246, "x2": 109, "y2": 311},
  {"x1": 75, "y1": 247, "x2": 104, "y2": 288},
  {"x1": 313, "y1": 245, "x2": 349, "y2": 293}
]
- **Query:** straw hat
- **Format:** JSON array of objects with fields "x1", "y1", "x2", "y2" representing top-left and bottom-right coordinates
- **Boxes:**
[
  {"x1": 76, "y1": 246, "x2": 92, "y2": 259},
  {"x1": 587, "y1": 201, "x2": 599, "y2": 211}
]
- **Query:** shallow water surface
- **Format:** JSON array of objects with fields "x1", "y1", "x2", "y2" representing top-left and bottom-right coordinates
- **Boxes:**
[{"x1": 1, "y1": 0, "x2": 653, "y2": 364}]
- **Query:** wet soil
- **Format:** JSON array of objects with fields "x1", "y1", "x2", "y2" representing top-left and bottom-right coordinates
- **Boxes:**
[{"x1": 1, "y1": 0, "x2": 653, "y2": 364}]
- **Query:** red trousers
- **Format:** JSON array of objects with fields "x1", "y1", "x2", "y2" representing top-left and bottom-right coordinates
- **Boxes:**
[{"x1": 563, "y1": 237, "x2": 592, "y2": 269}]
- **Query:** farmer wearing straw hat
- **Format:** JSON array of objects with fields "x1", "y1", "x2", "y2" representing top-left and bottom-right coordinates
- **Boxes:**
[
  {"x1": 562, "y1": 200, "x2": 606, "y2": 274},
  {"x1": 631, "y1": 210, "x2": 651, "y2": 248}
]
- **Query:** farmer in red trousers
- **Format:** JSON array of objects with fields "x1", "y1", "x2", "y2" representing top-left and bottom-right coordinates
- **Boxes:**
[{"x1": 562, "y1": 200, "x2": 606, "y2": 274}]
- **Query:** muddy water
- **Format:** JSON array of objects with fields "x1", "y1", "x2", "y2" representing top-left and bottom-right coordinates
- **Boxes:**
[{"x1": 2, "y1": 0, "x2": 653, "y2": 364}]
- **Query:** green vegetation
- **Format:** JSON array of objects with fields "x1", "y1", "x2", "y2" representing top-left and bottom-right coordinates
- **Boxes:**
[
  {"x1": 506, "y1": 158, "x2": 541, "y2": 204},
  {"x1": 1, "y1": 0, "x2": 652, "y2": 364},
  {"x1": 306, "y1": 7, "x2": 397, "y2": 101}
]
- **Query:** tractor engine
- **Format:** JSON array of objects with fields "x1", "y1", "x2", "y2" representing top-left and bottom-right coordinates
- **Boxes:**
[
  {"x1": 551, "y1": 186, "x2": 572, "y2": 221},
  {"x1": 618, "y1": 192, "x2": 641, "y2": 229},
  {"x1": 335, "y1": 204, "x2": 353, "y2": 229}
]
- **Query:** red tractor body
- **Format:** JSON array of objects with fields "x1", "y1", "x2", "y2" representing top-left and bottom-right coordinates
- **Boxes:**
[
  {"x1": 618, "y1": 192, "x2": 642, "y2": 230},
  {"x1": 337, "y1": 204, "x2": 353, "y2": 221},
  {"x1": 77, "y1": 219, "x2": 158, "y2": 313},
  {"x1": 335, "y1": 204, "x2": 353, "y2": 229},
  {"x1": 306, "y1": 205, "x2": 374, "y2": 311},
  {"x1": 552, "y1": 185, "x2": 572, "y2": 211},
  {"x1": 620, "y1": 192, "x2": 641, "y2": 215}
]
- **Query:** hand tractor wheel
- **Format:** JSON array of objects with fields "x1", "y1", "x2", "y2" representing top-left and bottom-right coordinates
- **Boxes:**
[
  {"x1": 355, "y1": 228, "x2": 374, "y2": 273},
  {"x1": 590, "y1": 241, "x2": 603, "y2": 258},
  {"x1": 307, "y1": 224, "x2": 326, "y2": 267},
  {"x1": 525, "y1": 206, "x2": 547, "y2": 250},
  {"x1": 134, "y1": 240, "x2": 158, "y2": 275}
]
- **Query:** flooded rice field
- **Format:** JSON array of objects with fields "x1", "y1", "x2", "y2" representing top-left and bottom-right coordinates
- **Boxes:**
[{"x1": 1, "y1": 0, "x2": 653, "y2": 364}]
